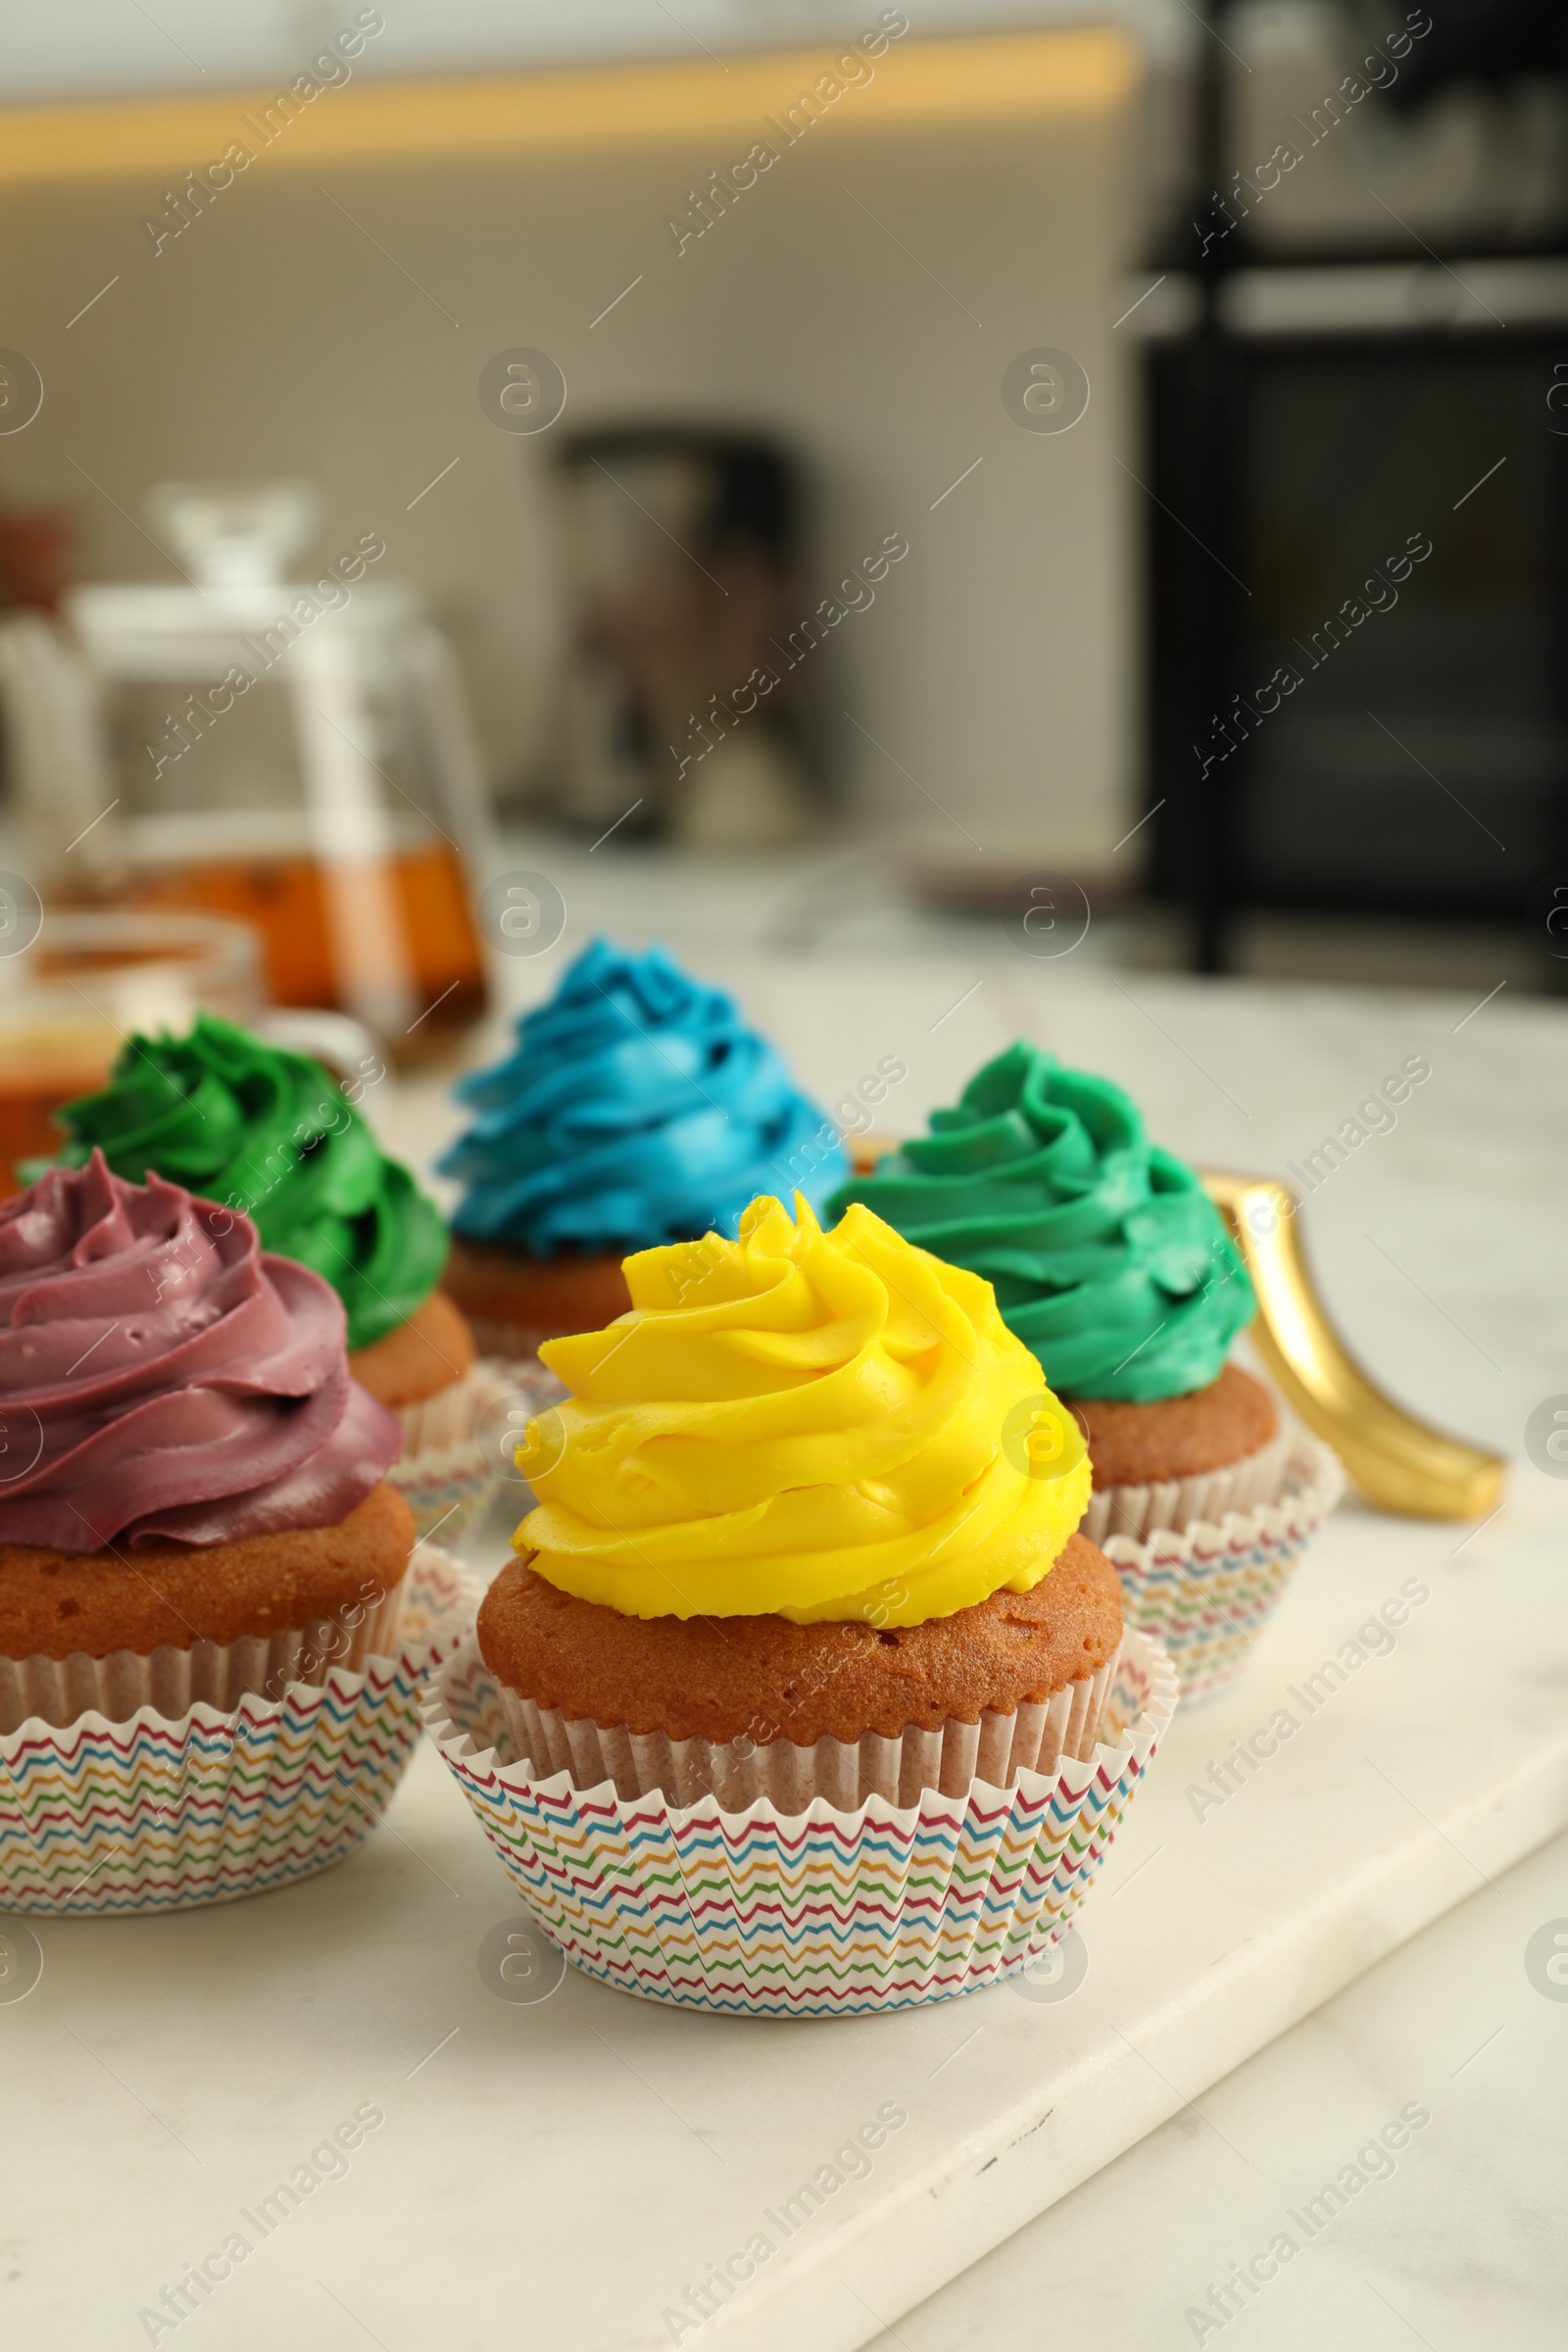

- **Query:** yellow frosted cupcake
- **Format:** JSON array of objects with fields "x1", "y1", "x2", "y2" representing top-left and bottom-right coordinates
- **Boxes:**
[
  {"x1": 428, "y1": 1197, "x2": 1177, "y2": 2012},
  {"x1": 479, "y1": 1194, "x2": 1120, "y2": 1803}
]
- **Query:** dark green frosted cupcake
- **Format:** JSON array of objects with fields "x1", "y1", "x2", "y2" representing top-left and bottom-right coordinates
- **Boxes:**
[{"x1": 46, "y1": 1014, "x2": 442, "y2": 1347}]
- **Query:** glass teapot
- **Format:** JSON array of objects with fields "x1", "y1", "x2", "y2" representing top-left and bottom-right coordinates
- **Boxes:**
[{"x1": 20, "y1": 480, "x2": 492, "y2": 1055}]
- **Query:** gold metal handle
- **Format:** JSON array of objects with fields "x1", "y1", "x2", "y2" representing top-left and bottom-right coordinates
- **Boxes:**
[{"x1": 1202, "y1": 1171, "x2": 1506, "y2": 1523}]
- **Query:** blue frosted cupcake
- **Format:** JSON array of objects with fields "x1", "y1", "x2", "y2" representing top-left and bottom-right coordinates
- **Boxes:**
[{"x1": 439, "y1": 938, "x2": 848, "y2": 1353}]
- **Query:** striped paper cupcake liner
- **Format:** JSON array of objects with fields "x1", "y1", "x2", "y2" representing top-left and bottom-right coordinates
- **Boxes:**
[
  {"x1": 462, "y1": 1354, "x2": 570, "y2": 1524},
  {"x1": 1103, "y1": 1432, "x2": 1344, "y2": 1700},
  {"x1": 503, "y1": 1354, "x2": 569, "y2": 1420},
  {"x1": 386, "y1": 1359, "x2": 519, "y2": 1543},
  {"x1": 423, "y1": 1629, "x2": 1178, "y2": 2018},
  {"x1": 0, "y1": 1544, "x2": 482, "y2": 1918}
]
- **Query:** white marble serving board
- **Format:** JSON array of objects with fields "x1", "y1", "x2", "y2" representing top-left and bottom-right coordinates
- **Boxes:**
[
  {"x1": 890, "y1": 1816, "x2": 1568, "y2": 2351},
  {"x1": 4, "y1": 1480, "x2": 1564, "y2": 2352},
  {"x1": 5, "y1": 954, "x2": 1566, "y2": 2352}
]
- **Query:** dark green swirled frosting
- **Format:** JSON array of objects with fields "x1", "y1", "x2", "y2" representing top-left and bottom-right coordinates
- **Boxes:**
[
  {"x1": 825, "y1": 1041, "x2": 1254, "y2": 1402},
  {"x1": 46, "y1": 1014, "x2": 445, "y2": 1351}
]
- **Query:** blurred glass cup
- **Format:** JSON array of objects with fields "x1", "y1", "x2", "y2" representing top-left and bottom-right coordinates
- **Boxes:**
[{"x1": 0, "y1": 907, "x2": 261, "y2": 1192}]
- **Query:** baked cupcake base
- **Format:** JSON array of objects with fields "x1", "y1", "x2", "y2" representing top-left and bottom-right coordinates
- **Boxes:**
[
  {"x1": 0, "y1": 1482, "x2": 416, "y2": 1680},
  {"x1": 440, "y1": 1236, "x2": 632, "y2": 1359},
  {"x1": 479, "y1": 1533, "x2": 1124, "y2": 1806},
  {"x1": 0, "y1": 1540, "x2": 480, "y2": 1915},
  {"x1": 349, "y1": 1290, "x2": 478, "y2": 1411},
  {"x1": 1077, "y1": 1364, "x2": 1291, "y2": 1544},
  {"x1": 424, "y1": 1625, "x2": 1177, "y2": 2016}
]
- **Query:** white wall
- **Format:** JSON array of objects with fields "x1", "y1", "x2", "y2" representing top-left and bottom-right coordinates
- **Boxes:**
[{"x1": 0, "y1": 48, "x2": 1143, "y2": 867}]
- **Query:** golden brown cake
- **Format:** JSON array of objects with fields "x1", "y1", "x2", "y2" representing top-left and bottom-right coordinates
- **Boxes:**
[
  {"x1": 1075, "y1": 1362, "x2": 1278, "y2": 1492},
  {"x1": 480, "y1": 1531, "x2": 1121, "y2": 1747},
  {"x1": 441, "y1": 1236, "x2": 632, "y2": 1355},
  {"x1": 350, "y1": 1290, "x2": 478, "y2": 1412},
  {"x1": 0, "y1": 1484, "x2": 416, "y2": 1661}
]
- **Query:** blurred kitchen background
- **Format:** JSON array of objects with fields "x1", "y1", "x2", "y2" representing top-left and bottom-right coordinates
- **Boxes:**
[{"x1": 0, "y1": 0, "x2": 1566, "y2": 1142}]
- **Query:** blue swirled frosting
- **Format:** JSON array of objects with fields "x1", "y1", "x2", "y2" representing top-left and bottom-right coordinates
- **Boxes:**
[{"x1": 439, "y1": 938, "x2": 849, "y2": 1256}]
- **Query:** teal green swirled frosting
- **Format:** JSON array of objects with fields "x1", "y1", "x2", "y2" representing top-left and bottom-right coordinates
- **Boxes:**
[
  {"x1": 46, "y1": 1014, "x2": 445, "y2": 1352},
  {"x1": 825, "y1": 1041, "x2": 1254, "y2": 1402}
]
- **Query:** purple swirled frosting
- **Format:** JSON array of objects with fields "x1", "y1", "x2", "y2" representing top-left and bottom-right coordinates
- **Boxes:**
[{"x1": 0, "y1": 1152, "x2": 400, "y2": 1551}]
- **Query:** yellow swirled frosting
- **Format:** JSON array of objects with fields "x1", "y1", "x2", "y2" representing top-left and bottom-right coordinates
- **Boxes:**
[{"x1": 514, "y1": 1194, "x2": 1090, "y2": 1626}]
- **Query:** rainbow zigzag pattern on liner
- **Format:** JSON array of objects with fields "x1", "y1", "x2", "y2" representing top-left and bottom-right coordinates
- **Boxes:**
[
  {"x1": 1105, "y1": 1435, "x2": 1344, "y2": 1700},
  {"x1": 0, "y1": 1547, "x2": 477, "y2": 1917},
  {"x1": 425, "y1": 1632, "x2": 1177, "y2": 2017},
  {"x1": 387, "y1": 1438, "x2": 500, "y2": 1543}
]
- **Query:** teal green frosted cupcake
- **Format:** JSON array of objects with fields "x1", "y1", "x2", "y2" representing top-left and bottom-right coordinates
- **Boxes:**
[{"x1": 827, "y1": 1041, "x2": 1286, "y2": 1543}]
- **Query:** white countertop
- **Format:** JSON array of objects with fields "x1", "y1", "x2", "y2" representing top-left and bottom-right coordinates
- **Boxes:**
[{"x1": 6, "y1": 944, "x2": 1566, "y2": 2351}]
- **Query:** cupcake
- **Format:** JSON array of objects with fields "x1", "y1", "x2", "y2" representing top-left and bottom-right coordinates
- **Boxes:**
[
  {"x1": 425, "y1": 1195, "x2": 1178, "y2": 2014},
  {"x1": 0, "y1": 1152, "x2": 410, "y2": 1709},
  {"x1": 0, "y1": 1153, "x2": 476, "y2": 1913},
  {"x1": 827, "y1": 1044, "x2": 1343, "y2": 1694},
  {"x1": 43, "y1": 1014, "x2": 512, "y2": 1537},
  {"x1": 438, "y1": 937, "x2": 849, "y2": 1357}
]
